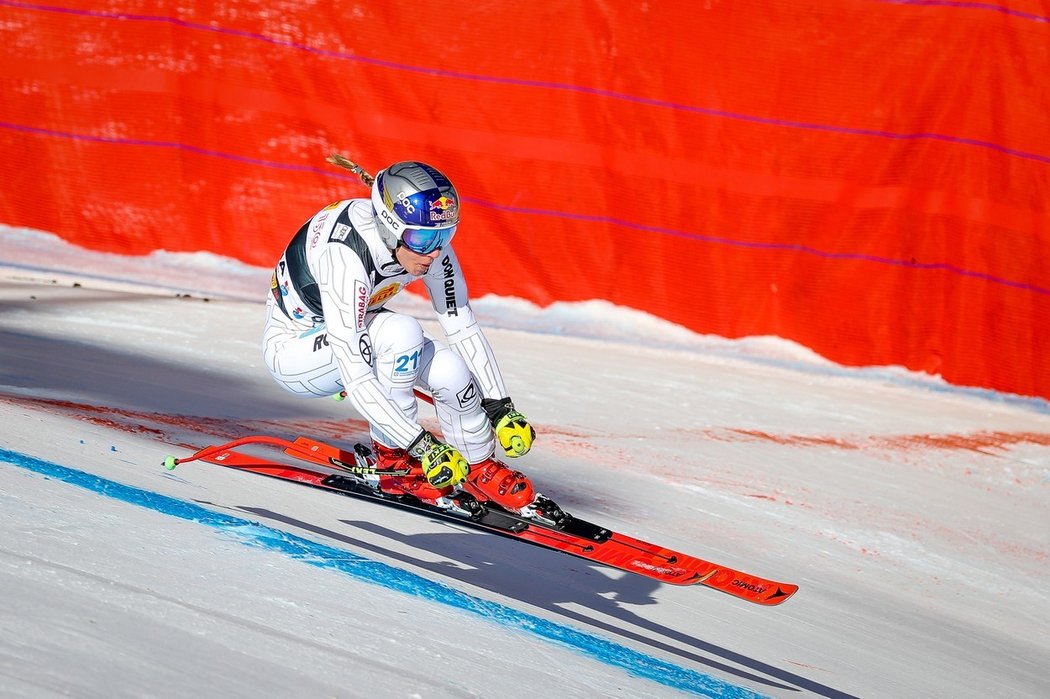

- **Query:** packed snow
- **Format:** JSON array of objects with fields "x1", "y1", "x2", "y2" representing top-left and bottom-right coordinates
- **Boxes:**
[{"x1": 1, "y1": 225, "x2": 1048, "y2": 698}]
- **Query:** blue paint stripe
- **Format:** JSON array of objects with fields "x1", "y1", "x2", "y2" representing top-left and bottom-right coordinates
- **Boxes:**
[{"x1": 0, "y1": 447, "x2": 767, "y2": 699}]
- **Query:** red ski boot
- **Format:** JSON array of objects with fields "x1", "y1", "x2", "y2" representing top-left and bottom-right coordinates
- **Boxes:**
[
  {"x1": 464, "y1": 457, "x2": 536, "y2": 511},
  {"x1": 371, "y1": 442, "x2": 453, "y2": 502}
]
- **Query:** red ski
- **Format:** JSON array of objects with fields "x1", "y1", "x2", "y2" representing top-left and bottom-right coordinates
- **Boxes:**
[{"x1": 166, "y1": 435, "x2": 798, "y2": 605}]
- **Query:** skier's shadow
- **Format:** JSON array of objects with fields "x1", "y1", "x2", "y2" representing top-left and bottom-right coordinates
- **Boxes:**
[{"x1": 238, "y1": 506, "x2": 855, "y2": 699}]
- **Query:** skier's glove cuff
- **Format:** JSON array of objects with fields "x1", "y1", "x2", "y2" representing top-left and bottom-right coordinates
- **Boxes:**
[
  {"x1": 482, "y1": 397, "x2": 536, "y2": 458},
  {"x1": 408, "y1": 430, "x2": 469, "y2": 488}
]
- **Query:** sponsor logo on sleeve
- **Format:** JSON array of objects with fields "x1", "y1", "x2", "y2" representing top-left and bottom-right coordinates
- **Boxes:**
[
  {"x1": 355, "y1": 281, "x2": 368, "y2": 330},
  {"x1": 441, "y1": 255, "x2": 458, "y2": 316},
  {"x1": 270, "y1": 272, "x2": 281, "y2": 303},
  {"x1": 331, "y1": 223, "x2": 352, "y2": 242},
  {"x1": 368, "y1": 283, "x2": 401, "y2": 307},
  {"x1": 358, "y1": 335, "x2": 373, "y2": 366},
  {"x1": 309, "y1": 210, "x2": 332, "y2": 248}
]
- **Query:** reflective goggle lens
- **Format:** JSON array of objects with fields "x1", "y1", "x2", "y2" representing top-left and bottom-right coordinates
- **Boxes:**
[{"x1": 400, "y1": 224, "x2": 457, "y2": 254}]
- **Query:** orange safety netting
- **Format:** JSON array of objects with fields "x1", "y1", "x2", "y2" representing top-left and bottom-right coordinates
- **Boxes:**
[{"x1": 1, "y1": 1, "x2": 1047, "y2": 399}]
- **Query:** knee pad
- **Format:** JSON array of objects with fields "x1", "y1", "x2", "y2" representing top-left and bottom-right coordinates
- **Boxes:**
[
  {"x1": 424, "y1": 347, "x2": 495, "y2": 462},
  {"x1": 370, "y1": 313, "x2": 426, "y2": 389},
  {"x1": 425, "y1": 347, "x2": 480, "y2": 411}
]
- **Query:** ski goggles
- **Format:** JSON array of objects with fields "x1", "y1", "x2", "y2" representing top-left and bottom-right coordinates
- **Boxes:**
[{"x1": 400, "y1": 224, "x2": 458, "y2": 255}]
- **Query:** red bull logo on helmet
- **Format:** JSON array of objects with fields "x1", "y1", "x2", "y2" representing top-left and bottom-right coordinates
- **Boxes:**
[{"x1": 428, "y1": 195, "x2": 457, "y2": 222}]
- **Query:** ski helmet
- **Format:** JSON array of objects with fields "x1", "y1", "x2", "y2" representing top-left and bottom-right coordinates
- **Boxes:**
[{"x1": 370, "y1": 161, "x2": 460, "y2": 253}]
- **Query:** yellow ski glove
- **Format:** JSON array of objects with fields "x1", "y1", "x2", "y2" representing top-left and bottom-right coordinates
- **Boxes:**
[
  {"x1": 483, "y1": 397, "x2": 536, "y2": 458},
  {"x1": 408, "y1": 431, "x2": 469, "y2": 488}
]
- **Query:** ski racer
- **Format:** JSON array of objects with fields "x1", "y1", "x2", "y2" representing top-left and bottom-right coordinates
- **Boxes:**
[{"x1": 263, "y1": 160, "x2": 537, "y2": 512}]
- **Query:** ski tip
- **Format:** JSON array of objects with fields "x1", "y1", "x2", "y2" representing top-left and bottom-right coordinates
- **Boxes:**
[{"x1": 697, "y1": 573, "x2": 799, "y2": 605}]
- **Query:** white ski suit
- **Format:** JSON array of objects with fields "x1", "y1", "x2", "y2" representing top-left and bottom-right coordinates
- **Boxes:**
[{"x1": 262, "y1": 198, "x2": 507, "y2": 463}]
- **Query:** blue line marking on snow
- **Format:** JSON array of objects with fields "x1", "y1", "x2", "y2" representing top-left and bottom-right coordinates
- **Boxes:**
[{"x1": 1, "y1": 448, "x2": 768, "y2": 699}]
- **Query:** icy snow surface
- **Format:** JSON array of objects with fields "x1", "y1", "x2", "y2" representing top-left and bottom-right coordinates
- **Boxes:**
[{"x1": 1, "y1": 225, "x2": 1048, "y2": 698}]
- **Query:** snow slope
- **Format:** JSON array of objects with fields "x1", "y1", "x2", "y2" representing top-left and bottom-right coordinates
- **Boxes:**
[{"x1": 1, "y1": 226, "x2": 1048, "y2": 698}]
